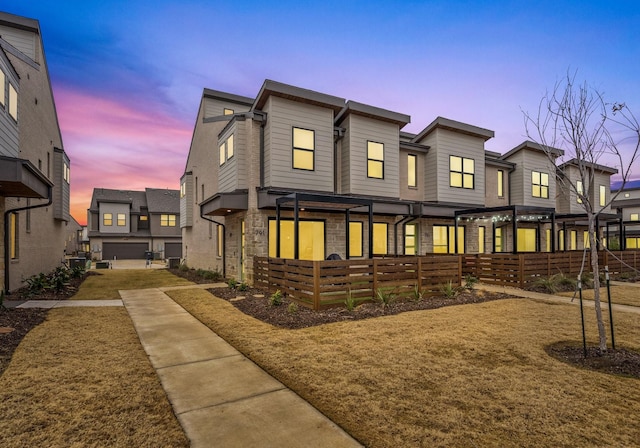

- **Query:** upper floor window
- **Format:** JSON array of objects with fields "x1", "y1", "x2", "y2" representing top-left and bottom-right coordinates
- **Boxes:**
[
  {"x1": 407, "y1": 154, "x2": 417, "y2": 188},
  {"x1": 292, "y1": 127, "x2": 314, "y2": 170},
  {"x1": 497, "y1": 170, "x2": 504, "y2": 197},
  {"x1": 625, "y1": 193, "x2": 630, "y2": 198},
  {"x1": 103, "y1": 213, "x2": 113, "y2": 226},
  {"x1": 63, "y1": 163, "x2": 70, "y2": 183},
  {"x1": 599, "y1": 185, "x2": 606, "y2": 207},
  {"x1": 576, "y1": 180, "x2": 583, "y2": 204},
  {"x1": 0, "y1": 70, "x2": 5, "y2": 107},
  {"x1": 450, "y1": 155, "x2": 474, "y2": 189},
  {"x1": 223, "y1": 108, "x2": 234, "y2": 115},
  {"x1": 8, "y1": 83, "x2": 18, "y2": 121},
  {"x1": 117, "y1": 213, "x2": 126, "y2": 226},
  {"x1": 631, "y1": 213, "x2": 639, "y2": 221},
  {"x1": 367, "y1": 141, "x2": 384, "y2": 179},
  {"x1": 219, "y1": 134, "x2": 234, "y2": 166},
  {"x1": 531, "y1": 171, "x2": 549, "y2": 198},
  {"x1": 161, "y1": 214, "x2": 177, "y2": 227},
  {"x1": 180, "y1": 182, "x2": 185, "y2": 198}
]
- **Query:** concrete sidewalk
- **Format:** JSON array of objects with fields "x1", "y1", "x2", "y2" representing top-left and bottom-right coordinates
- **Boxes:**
[{"x1": 121, "y1": 287, "x2": 362, "y2": 448}]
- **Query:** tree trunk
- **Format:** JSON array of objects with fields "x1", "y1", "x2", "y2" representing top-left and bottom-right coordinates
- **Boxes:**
[{"x1": 589, "y1": 216, "x2": 607, "y2": 352}]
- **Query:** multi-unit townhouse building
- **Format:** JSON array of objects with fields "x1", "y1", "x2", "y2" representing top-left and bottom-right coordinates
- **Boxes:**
[
  {"x1": 611, "y1": 181, "x2": 640, "y2": 249},
  {"x1": 0, "y1": 12, "x2": 72, "y2": 292},
  {"x1": 87, "y1": 187, "x2": 182, "y2": 260},
  {"x1": 181, "y1": 79, "x2": 619, "y2": 283}
]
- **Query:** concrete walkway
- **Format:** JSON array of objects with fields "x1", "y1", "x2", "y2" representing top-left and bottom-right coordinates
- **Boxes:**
[{"x1": 120, "y1": 287, "x2": 362, "y2": 448}]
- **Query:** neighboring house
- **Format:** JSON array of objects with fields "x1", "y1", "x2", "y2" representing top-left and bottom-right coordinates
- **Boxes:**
[
  {"x1": 181, "y1": 79, "x2": 619, "y2": 283},
  {"x1": 611, "y1": 184, "x2": 640, "y2": 249},
  {"x1": 64, "y1": 216, "x2": 82, "y2": 256},
  {"x1": 0, "y1": 12, "x2": 72, "y2": 292},
  {"x1": 87, "y1": 188, "x2": 182, "y2": 260}
]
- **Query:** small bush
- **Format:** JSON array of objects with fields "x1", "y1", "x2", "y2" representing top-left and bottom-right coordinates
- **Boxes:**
[
  {"x1": 287, "y1": 302, "x2": 298, "y2": 313},
  {"x1": 345, "y1": 289, "x2": 357, "y2": 311},
  {"x1": 464, "y1": 274, "x2": 478, "y2": 291},
  {"x1": 374, "y1": 288, "x2": 396, "y2": 308},
  {"x1": 238, "y1": 282, "x2": 249, "y2": 292},
  {"x1": 411, "y1": 284, "x2": 424, "y2": 302},
  {"x1": 227, "y1": 278, "x2": 238, "y2": 289},
  {"x1": 178, "y1": 263, "x2": 190, "y2": 272},
  {"x1": 440, "y1": 281, "x2": 459, "y2": 299},
  {"x1": 269, "y1": 290, "x2": 283, "y2": 306}
]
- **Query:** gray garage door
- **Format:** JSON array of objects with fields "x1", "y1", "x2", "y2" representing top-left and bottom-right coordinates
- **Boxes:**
[
  {"x1": 165, "y1": 242, "x2": 182, "y2": 258},
  {"x1": 102, "y1": 242, "x2": 148, "y2": 260}
]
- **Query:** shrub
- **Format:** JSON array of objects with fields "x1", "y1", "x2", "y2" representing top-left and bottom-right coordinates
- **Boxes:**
[
  {"x1": 227, "y1": 278, "x2": 238, "y2": 289},
  {"x1": 287, "y1": 302, "x2": 298, "y2": 313},
  {"x1": 464, "y1": 274, "x2": 478, "y2": 291},
  {"x1": 344, "y1": 289, "x2": 357, "y2": 311},
  {"x1": 440, "y1": 281, "x2": 459, "y2": 299},
  {"x1": 178, "y1": 263, "x2": 190, "y2": 272},
  {"x1": 269, "y1": 290, "x2": 283, "y2": 306},
  {"x1": 25, "y1": 273, "x2": 48, "y2": 294},
  {"x1": 411, "y1": 284, "x2": 424, "y2": 302},
  {"x1": 374, "y1": 288, "x2": 396, "y2": 308},
  {"x1": 238, "y1": 282, "x2": 248, "y2": 292}
]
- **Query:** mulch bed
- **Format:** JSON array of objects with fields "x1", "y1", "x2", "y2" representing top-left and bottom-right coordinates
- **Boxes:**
[{"x1": 546, "y1": 342, "x2": 640, "y2": 379}]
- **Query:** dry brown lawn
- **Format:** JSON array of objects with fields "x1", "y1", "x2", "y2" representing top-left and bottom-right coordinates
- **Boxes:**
[
  {"x1": 168, "y1": 289, "x2": 640, "y2": 448},
  {"x1": 72, "y1": 269, "x2": 194, "y2": 300},
  {"x1": 558, "y1": 284, "x2": 640, "y2": 307},
  {"x1": 0, "y1": 308, "x2": 188, "y2": 448}
]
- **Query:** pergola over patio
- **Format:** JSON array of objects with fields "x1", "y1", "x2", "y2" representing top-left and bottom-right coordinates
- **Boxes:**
[{"x1": 275, "y1": 192, "x2": 374, "y2": 259}]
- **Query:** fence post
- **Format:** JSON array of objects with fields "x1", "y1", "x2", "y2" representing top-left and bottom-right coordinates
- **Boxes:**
[
  {"x1": 313, "y1": 261, "x2": 320, "y2": 311},
  {"x1": 372, "y1": 259, "x2": 378, "y2": 299},
  {"x1": 417, "y1": 257, "x2": 422, "y2": 291},
  {"x1": 519, "y1": 254, "x2": 525, "y2": 288},
  {"x1": 458, "y1": 254, "x2": 463, "y2": 286}
]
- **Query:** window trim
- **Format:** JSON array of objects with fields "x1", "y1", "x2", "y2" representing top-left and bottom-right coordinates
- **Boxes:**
[
  {"x1": 103, "y1": 213, "x2": 113, "y2": 226},
  {"x1": 117, "y1": 213, "x2": 126, "y2": 226},
  {"x1": 349, "y1": 221, "x2": 363, "y2": 258},
  {"x1": 367, "y1": 141, "x2": 385, "y2": 179},
  {"x1": 407, "y1": 154, "x2": 417, "y2": 188},
  {"x1": 160, "y1": 214, "x2": 177, "y2": 227},
  {"x1": 531, "y1": 170, "x2": 549, "y2": 198},
  {"x1": 449, "y1": 155, "x2": 475, "y2": 189},
  {"x1": 8, "y1": 83, "x2": 17, "y2": 121},
  {"x1": 497, "y1": 170, "x2": 504, "y2": 198},
  {"x1": 404, "y1": 222, "x2": 418, "y2": 255},
  {"x1": 292, "y1": 127, "x2": 315, "y2": 171},
  {"x1": 599, "y1": 185, "x2": 606, "y2": 207},
  {"x1": 372, "y1": 222, "x2": 388, "y2": 255}
]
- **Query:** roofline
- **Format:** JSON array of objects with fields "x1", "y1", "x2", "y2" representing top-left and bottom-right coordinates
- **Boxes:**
[
  {"x1": 413, "y1": 116, "x2": 494, "y2": 142},
  {"x1": 203, "y1": 88, "x2": 254, "y2": 106},
  {"x1": 0, "y1": 12, "x2": 40, "y2": 33},
  {"x1": 557, "y1": 158, "x2": 618, "y2": 175},
  {"x1": 335, "y1": 100, "x2": 410, "y2": 128},
  {"x1": 252, "y1": 79, "x2": 345, "y2": 113},
  {"x1": 501, "y1": 140, "x2": 564, "y2": 160}
]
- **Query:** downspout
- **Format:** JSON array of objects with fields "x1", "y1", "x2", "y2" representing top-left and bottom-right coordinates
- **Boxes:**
[
  {"x1": 199, "y1": 208, "x2": 226, "y2": 278},
  {"x1": 4, "y1": 185, "x2": 53, "y2": 294}
]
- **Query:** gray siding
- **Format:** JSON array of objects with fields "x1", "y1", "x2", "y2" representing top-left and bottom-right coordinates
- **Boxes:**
[
  {"x1": 99, "y1": 203, "x2": 130, "y2": 234},
  {"x1": 0, "y1": 57, "x2": 19, "y2": 158},
  {"x1": 52, "y1": 149, "x2": 70, "y2": 221},
  {"x1": 344, "y1": 115, "x2": 400, "y2": 198},
  {"x1": 218, "y1": 121, "x2": 248, "y2": 192},
  {"x1": 203, "y1": 96, "x2": 251, "y2": 119},
  {"x1": 180, "y1": 173, "x2": 193, "y2": 228},
  {"x1": 506, "y1": 150, "x2": 556, "y2": 207},
  {"x1": 0, "y1": 25, "x2": 37, "y2": 61},
  {"x1": 484, "y1": 164, "x2": 509, "y2": 207},
  {"x1": 263, "y1": 96, "x2": 334, "y2": 192},
  {"x1": 420, "y1": 132, "x2": 438, "y2": 202},
  {"x1": 399, "y1": 149, "x2": 423, "y2": 201}
]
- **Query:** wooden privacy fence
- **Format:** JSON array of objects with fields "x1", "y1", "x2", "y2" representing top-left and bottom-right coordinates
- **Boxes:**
[
  {"x1": 254, "y1": 250, "x2": 640, "y2": 310},
  {"x1": 254, "y1": 255, "x2": 462, "y2": 310}
]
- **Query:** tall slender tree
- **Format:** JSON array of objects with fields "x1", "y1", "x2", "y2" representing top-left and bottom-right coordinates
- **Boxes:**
[{"x1": 524, "y1": 73, "x2": 640, "y2": 352}]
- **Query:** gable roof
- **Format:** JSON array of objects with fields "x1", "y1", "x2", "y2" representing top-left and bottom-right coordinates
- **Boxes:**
[
  {"x1": 145, "y1": 188, "x2": 179, "y2": 213},
  {"x1": 89, "y1": 188, "x2": 147, "y2": 213}
]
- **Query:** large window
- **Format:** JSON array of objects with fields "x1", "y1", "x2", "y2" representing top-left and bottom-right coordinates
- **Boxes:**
[
  {"x1": 292, "y1": 127, "x2": 315, "y2": 170},
  {"x1": 117, "y1": 213, "x2": 126, "y2": 226},
  {"x1": 576, "y1": 180, "x2": 583, "y2": 204},
  {"x1": 627, "y1": 237, "x2": 640, "y2": 249},
  {"x1": 219, "y1": 134, "x2": 234, "y2": 166},
  {"x1": 495, "y1": 227, "x2": 503, "y2": 252},
  {"x1": 433, "y1": 225, "x2": 465, "y2": 254},
  {"x1": 161, "y1": 214, "x2": 176, "y2": 227},
  {"x1": 450, "y1": 156, "x2": 474, "y2": 189},
  {"x1": 570, "y1": 230, "x2": 577, "y2": 250},
  {"x1": 405, "y1": 223, "x2": 417, "y2": 255},
  {"x1": 407, "y1": 154, "x2": 417, "y2": 188},
  {"x1": 268, "y1": 219, "x2": 325, "y2": 260},
  {"x1": 373, "y1": 222, "x2": 388, "y2": 255},
  {"x1": 8, "y1": 83, "x2": 17, "y2": 121},
  {"x1": 558, "y1": 230, "x2": 565, "y2": 251},
  {"x1": 349, "y1": 221, "x2": 363, "y2": 257},
  {"x1": 367, "y1": 141, "x2": 384, "y2": 179},
  {"x1": 599, "y1": 185, "x2": 606, "y2": 207},
  {"x1": 517, "y1": 228, "x2": 537, "y2": 252},
  {"x1": 103, "y1": 213, "x2": 113, "y2": 226},
  {"x1": 531, "y1": 171, "x2": 549, "y2": 198}
]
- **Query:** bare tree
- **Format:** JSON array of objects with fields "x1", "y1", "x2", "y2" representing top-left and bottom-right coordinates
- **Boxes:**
[{"x1": 523, "y1": 72, "x2": 640, "y2": 352}]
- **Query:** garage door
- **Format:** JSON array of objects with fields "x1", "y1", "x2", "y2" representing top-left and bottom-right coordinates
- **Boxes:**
[
  {"x1": 102, "y1": 243, "x2": 148, "y2": 260},
  {"x1": 165, "y1": 242, "x2": 182, "y2": 258}
]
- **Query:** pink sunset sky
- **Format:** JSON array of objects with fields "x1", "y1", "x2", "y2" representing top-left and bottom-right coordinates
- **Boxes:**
[{"x1": 3, "y1": 1, "x2": 639, "y2": 225}]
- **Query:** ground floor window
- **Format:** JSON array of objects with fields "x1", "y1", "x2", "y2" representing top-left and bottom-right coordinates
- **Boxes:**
[
  {"x1": 584, "y1": 230, "x2": 591, "y2": 249},
  {"x1": 570, "y1": 230, "x2": 577, "y2": 250},
  {"x1": 517, "y1": 228, "x2": 537, "y2": 252},
  {"x1": 10, "y1": 212, "x2": 18, "y2": 259},
  {"x1": 433, "y1": 225, "x2": 465, "y2": 254},
  {"x1": 494, "y1": 227, "x2": 503, "y2": 253},
  {"x1": 627, "y1": 237, "x2": 640, "y2": 249},
  {"x1": 405, "y1": 223, "x2": 417, "y2": 255},
  {"x1": 478, "y1": 226, "x2": 485, "y2": 253},
  {"x1": 558, "y1": 230, "x2": 565, "y2": 251},
  {"x1": 373, "y1": 223, "x2": 388, "y2": 255},
  {"x1": 268, "y1": 219, "x2": 325, "y2": 261},
  {"x1": 217, "y1": 225, "x2": 223, "y2": 257},
  {"x1": 545, "y1": 228, "x2": 551, "y2": 252},
  {"x1": 349, "y1": 221, "x2": 363, "y2": 257}
]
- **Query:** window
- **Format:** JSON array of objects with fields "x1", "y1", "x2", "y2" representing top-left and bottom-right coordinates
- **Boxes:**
[
  {"x1": 576, "y1": 180, "x2": 583, "y2": 204},
  {"x1": 407, "y1": 154, "x2": 417, "y2": 188},
  {"x1": 599, "y1": 185, "x2": 606, "y2": 207},
  {"x1": 219, "y1": 134, "x2": 234, "y2": 165},
  {"x1": 405, "y1": 223, "x2": 417, "y2": 255},
  {"x1": 8, "y1": 83, "x2": 17, "y2": 121},
  {"x1": 161, "y1": 214, "x2": 176, "y2": 227},
  {"x1": 631, "y1": 213, "x2": 639, "y2": 221},
  {"x1": 223, "y1": 108, "x2": 234, "y2": 115},
  {"x1": 268, "y1": 219, "x2": 325, "y2": 260},
  {"x1": 180, "y1": 182, "x2": 185, "y2": 198},
  {"x1": 373, "y1": 223, "x2": 388, "y2": 255},
  {"x1": 103, "y1": 213, "x2": 113, "y2": 226},
  {"x1": 63, "y1": 163, "x2": 70, "y2": 183},
  {"x1": 546, "y1": 228, "x2": 551, "y2": 252},
  {"x1": 449, "y1": 155, "x2": 474, "y2": 189},
  {"x1": 9, "y1": 213, "x2": 18, "y2": 259},
  {"x1": 117, "y1": 213, "x2": 126, "y2": 226},
  {"x1": 627, "y1": 237, "x2": 640, "y2": 249},
  {"x1": 495, "y1": 227, "x2": 503, "y2": 252},
  {"x1": 349, "y1": 222, "x2": 363, "y2": 257},
  {"x1": 0, "y1": 70, "x2": 4, "y2": 107},
  {"x1": 497, "y1": 170, "x2": 504, "y2": 197},
  {"x1": 531, "y1": 171, "x2": 549, "y2": 198},
  {"x1": 292, "y1": 127, "x2": 315, "y2": 170},
  {"x1": 478, "y1": 226, "x2": 485, "y2": 253},
  {"x1": 584, "y1": 231, "x2": 591, "y2": 249},
  {"x1": 517, "y1": 228, "x2": 537, "y2": 252},
  {"x1": 625, "y1": 193, "x2": 630, "y2": 198},
  {"x1": 367, "y1": 141, "x2": 384, "y2": 179},
  {"x1": 217, "y1": 225, "x2": 223, "y2": 257},
  {"x1": 433, "y1": 225, "x2": 464, "y2": 254},
  {"x1": 558, "y1": 230, "x2": 565, "y2": 251},
  {"x1": 570, "y1": 230, "x2": 577, "y2": 250}
]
